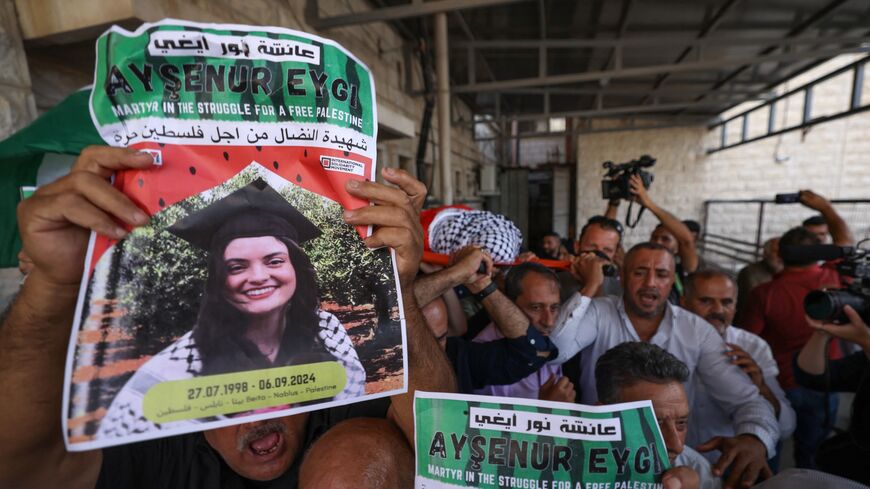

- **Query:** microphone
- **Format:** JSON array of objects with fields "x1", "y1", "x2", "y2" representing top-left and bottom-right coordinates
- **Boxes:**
[{"x1": 779, "y1": 244, "x2": 854, "y2": 263}]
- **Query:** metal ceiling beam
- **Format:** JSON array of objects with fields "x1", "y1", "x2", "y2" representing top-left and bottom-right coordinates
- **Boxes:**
[
  {"x1": 497, "y1": 86, "x2": 770, "y2": 97},
  {"x1": 452, "y1": 12, "x2": 499, "y2": 86},
  {"x1": 307, "y1": 0, "x2": 534, "y2": 29},
  {"x1": 695, "y1": 0, "x2": 852, "y2": 102},
  {"x1": 486, "y1": 100, "x2": 726, "y2": 122},
  {"x1": 451, "y1": 34, "x2": 870, "y2": 50},
  {"x1": 601, "y1": 0, "x2": 635, "y2": 71},
  {"x1": 648, "y1": 0, "x2": 744, "y2": 95},
  {"x1": 473, "y1": 118, "x2": 711, "y2": 140},
  {"x1": 452, "y1": 44, "x2": 870, "y2": 93}
]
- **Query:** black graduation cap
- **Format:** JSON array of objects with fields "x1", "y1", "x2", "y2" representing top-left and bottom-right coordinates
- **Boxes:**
[{"x1": 167, "y1": 178, "x2": 321, "y2": 251}]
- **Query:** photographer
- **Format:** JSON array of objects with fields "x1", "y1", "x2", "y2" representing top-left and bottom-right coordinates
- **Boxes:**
[
  {"x1": 740, "y1": 227, "x2": 844, "y2": 469},
  {"x1": 797, "y1": 306, "x2": 870, "y2": 484}
]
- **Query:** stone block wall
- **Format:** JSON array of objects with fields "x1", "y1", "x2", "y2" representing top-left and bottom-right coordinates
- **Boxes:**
[
  {"x1": 575, "y1": 56, "x2": 870, "y2": 272},
  {"x1": 0, "y1": 0, "x2": 36, "y2": 138}
]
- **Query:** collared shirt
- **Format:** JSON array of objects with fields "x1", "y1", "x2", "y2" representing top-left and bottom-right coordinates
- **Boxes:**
[
  {"x1": 675, "y1": 446, "x2": 722, "y2": 489},
  {"x1": 470, "y1": 323, "x2": 561, "y2": 399},
  {"x1": 549, "y1": 293, "x2": 780, "y2": 455},
  {"x1": 688, "y1": 325, "x2": 797, "y2": 462}
]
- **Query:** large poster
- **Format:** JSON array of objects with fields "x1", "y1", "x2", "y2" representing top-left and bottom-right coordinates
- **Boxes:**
[
  {"x1": 414, "y1": 392, "x2": 670, "y2": 489},
  {"x1": 63, "y1": 19, "x2": 405, "y2": 451}
]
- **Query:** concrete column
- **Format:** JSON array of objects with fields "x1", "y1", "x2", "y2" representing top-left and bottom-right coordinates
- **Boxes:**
[
  {"x1": 434, "y1": 12, "x2": 453, "y2": 204},
  {"x1": 0, "y1": 0, "x2": 37, "y2": 139}
]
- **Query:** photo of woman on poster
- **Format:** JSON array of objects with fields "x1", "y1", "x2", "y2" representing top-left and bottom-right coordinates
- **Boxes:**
[{"x1": 97, "y1": 178, "x2": 367, "y2": 439}]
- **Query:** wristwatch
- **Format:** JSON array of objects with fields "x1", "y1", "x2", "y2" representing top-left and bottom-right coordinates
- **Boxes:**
[{"x1": 474, "y1": 281, "x2": 498, "y2": 301}]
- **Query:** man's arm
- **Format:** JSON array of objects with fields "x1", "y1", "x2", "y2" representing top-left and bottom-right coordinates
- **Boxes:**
[
  {"x1": 466, "y1": 275, "x2": 532, "y2": 339},
  {"x1": 744, "y1": 338, "x2": 796, "y2": 440},
  {"x1": 797, "y1": 306, "x2": 870, "y2": 392},
  {"x1": 548, "y1": 292, "x2": 600, "y2": 364},
  {"x1": 0, "y1": 275, "x2": 103, "y2": 489},
  {"x1": 604, "y1": 199, "x2": 620, "y2": 220},
  {"x1": 569, "y1": 251, "x2": 608, "y2": 297},
  {"x1": 629, "y1": 174, "x2": 699, "y2": 272},
  {"x1": 692, "y1": 319, "x2": 777, "y2": 489},
  {"x1": 0, "y1": 147, "x2": 156, "y2": 489},
  {"x1": 344, "y1": 168, "x2": 456, "y2": 446},
  {"x1": 799, "y1": 190, "x2": 855, "y2": 246},
  {"x1": 414, "y1": 247, "x2": 491, "y2": 307},
  {"x1": 441, "y1": 287, "x2": 468, "y2": 337},
  {"x1": 724, "y1": 343, "x2": 781, "y2": 417},
  {"x1": 451, "y1": 327, "x2": 557, "y2": 390}
]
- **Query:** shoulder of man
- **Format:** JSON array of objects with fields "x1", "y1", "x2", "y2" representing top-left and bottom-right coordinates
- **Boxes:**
[{"x1": 726, "y1": 326, "x2": 778, "y2": 373}]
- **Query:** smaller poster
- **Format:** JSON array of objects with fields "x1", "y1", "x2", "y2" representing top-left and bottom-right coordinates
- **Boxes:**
[{"x1": 414, "y1": 392, "x2": 670, "y2": 489}]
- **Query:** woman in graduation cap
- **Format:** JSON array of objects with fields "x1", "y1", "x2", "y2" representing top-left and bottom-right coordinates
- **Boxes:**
[{"x1": 97, "y1": 179, "x2": 367, "y2": 439}]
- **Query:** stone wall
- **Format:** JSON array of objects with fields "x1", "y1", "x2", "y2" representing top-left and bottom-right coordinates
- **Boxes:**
[
  {"x1": 0, "y1": 0, "x2": 36, "y2": 138},
  {"x1": 0, "y1": 0, "x2": 36, "y2": 308},
  {"x1": 574, "y1": 55, "x2": 870, "y2": 272}
]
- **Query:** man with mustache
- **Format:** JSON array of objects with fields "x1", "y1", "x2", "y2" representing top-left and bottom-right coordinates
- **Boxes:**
[
  {"x1": 595, "y1": 342, "x2": 718, "y2": 489},
  {"x1": 681, "y1": 270, "x2": 795, "y2": 468},
  {"x1": 549, "y1": 242, "x2": 779, "y2": 489}
]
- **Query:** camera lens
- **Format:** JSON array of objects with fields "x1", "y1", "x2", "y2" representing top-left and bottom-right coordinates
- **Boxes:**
[{"x1": 804, "y1": 290, "x2": 869, "y2": 323}]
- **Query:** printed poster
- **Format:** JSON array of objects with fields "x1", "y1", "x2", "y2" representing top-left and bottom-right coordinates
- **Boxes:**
[
  {"x1": 414, "y1": 392, "x2": 670, "y2": 489},
  {"x1": 63, "y1": 19, "x2": 406, "y2": 450}
]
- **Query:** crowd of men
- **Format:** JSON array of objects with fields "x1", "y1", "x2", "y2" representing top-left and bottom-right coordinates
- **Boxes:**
[{"x1": 1, "y1": 147, "x2": 868, "y2": 489}]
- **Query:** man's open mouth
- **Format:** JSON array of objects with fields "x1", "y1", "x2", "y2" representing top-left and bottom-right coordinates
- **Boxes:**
[{"x1": 248, "y1": 431, "x2": 283, "y2": 457}]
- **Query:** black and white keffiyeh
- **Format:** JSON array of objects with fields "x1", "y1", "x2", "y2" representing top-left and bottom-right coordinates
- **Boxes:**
[
  {"x1": 429, "y1": 209, "x2": 522, "y2": 263},
  {"x1": 97, "y1": 310, "x2": 366, "y2": 439}
]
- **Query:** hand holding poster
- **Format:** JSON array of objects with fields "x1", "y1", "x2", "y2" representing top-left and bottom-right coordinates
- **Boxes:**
[
  {"x1": 414, "y1": 392, "x2": 670, "y2": 489},
  {"x1": 63, "y1": 19, "x2": 405, "y2": 450}
]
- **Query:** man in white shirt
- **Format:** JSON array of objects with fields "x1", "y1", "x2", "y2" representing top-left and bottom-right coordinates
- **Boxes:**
[
  {"x1": 595, "y1": 341, "x2": 719, "y2": 489},
  {"x1": 551, "y1": 242, "x2": 777, "y2": 489},
  {"x1": 681, "y1": 270, "x2": 796, "y2": 467}
]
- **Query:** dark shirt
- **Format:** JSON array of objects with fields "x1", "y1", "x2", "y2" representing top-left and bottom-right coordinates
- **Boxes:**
[
  {"x1": 794, "y1": 351, "x2": 870, "y2": 442},
  {"x1": 446, "y1": 326, "x2": 558, "y2": 394},
  {"x1": 96, "y1": 399, "x2": 391, "y2": 489}
]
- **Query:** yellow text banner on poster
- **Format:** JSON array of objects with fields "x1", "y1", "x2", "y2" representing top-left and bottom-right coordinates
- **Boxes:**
[{"x1": 143, "y1": 361, "x2": 347, "y2": 423}]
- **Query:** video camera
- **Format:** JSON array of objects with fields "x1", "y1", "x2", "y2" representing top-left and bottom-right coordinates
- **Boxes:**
[
  {"x1": 786, "y1": 244, "x2": 870, "y2": 323},
  {"x1": 601, "y1": 155, "x2": 656, "y2": 200}
]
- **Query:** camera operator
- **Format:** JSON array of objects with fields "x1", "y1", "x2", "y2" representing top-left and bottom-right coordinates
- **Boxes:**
[
  {"x1": 797, "y1": 306, "x2": 870, "y2": 484},
  {"x1": 625, "y1": 174, "x2": 699, "y2": 303},
  {"x1": 740, "y1": 226, "x2": 847, "y2": 470}
]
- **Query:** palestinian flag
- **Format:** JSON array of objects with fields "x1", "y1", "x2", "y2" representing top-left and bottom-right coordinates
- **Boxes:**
[{"x1": 0, "y1": 88, "x2": 102, "y2": 267}]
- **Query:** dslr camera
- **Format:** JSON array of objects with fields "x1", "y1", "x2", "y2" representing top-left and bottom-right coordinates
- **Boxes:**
[
  {"x1": 801, "y1": 245, "x2": 870, "y2": 323},
  {"x1": 601, "y1": 155, "x2": 656, "y2": 200}
]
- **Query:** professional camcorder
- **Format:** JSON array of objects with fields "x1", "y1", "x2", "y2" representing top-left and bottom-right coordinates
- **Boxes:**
[
  {"x1": 601, "y1": 155, "x2": 656, "y2": 200},
  {"x1": 785, "y1": 244, "x2": 870, "y2": 323}
]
